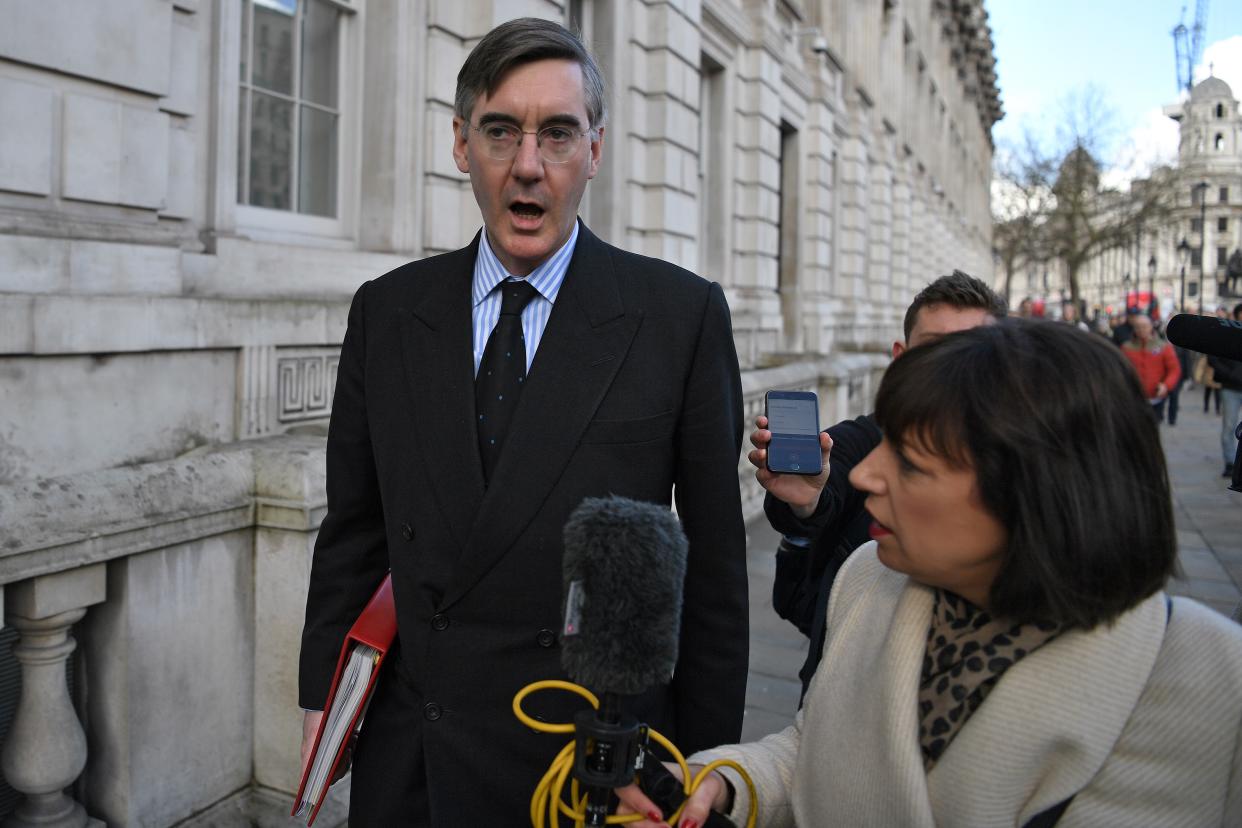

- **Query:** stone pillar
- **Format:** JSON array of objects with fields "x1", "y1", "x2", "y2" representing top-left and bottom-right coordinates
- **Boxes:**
[
  {"x1": 834, "y1": 100, "x2": 871, "y2": 351},
  {"x1": 1, "y1": 565, "x2": 106, "y2": 828}
]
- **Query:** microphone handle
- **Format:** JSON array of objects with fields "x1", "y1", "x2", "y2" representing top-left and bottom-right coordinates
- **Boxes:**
[{"x1": 582, "y1": 692, "x2": 623, "y2": 827}]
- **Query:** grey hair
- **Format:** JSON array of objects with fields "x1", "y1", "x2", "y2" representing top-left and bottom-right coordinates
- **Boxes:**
[{"x1": 454, "y1": 17, "x2": 607, "y2": 136}]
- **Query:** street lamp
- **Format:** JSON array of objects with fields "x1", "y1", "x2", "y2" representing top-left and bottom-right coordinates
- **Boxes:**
[
  {"x1": 1147, "y1": 254, "x2": 1157, "y2": 315},
  {"x1": 1177, "y1": 236, "x2": 1191, "y2": 311},
  {"x1": 1194, "y1": 181, "x2": 1209, "y2": 305}
]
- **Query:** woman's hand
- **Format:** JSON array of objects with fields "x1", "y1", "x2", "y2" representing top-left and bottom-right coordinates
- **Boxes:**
[
  {"x1": 614, "y1": 762, "x2": 730, "y2": 828},
  {"x1": 748, "y1": 415, "x2": 833, "y2": 518}
]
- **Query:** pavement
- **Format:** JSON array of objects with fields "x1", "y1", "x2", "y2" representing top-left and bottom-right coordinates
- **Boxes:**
[{"x1": 737, "y1": 397, "x2": 1242, "y2": 741}]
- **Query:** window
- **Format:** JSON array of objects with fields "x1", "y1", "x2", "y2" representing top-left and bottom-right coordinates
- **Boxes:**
[
  {"x1": 1217, "y1": 103, "x2": 1225, "y2": 118},
  {"x1": 1221, "y1": 187, "x2": 1229, "y2": 204},
  {"x1": 1219, "y1": 247, "x2": 1229, "y2": 267},
  {"x1": 1191, "y1": 185, "x2": 1202, "y2": 205},
  {"x1": 238, "y1": 0, "x2": 344, "y2": 217},
  {"x1": 1191, "y1": 248, "x2": 1202, "y2": 267},
  {"x1": 1215, "y1": 133, "x2": 1225, "y2": 151},
  {"x1": 697, "y1": 55, "x2": 727, "y2": 280},
  {"x1": 1220, "y1": 217, "x2": 1229, "y2": 233},
  {"x1": 1191, "y1": 218, "x2": 1202, "y2": 233}
]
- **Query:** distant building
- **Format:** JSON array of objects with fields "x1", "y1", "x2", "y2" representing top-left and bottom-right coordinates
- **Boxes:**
[
  {"x1": 0, "y1": 1, "x2": 998, "y2": 823},
  {"x1": 1163, "y1": 75, "x2": 1242, "y2": 308},
  {"x1": 1016, "y1": 76, "x2": 1241, "y2": 318}
]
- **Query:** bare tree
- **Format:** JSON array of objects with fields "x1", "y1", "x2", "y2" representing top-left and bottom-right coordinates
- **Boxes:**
[
  {"x1": 992, "y1": 135, "x2": 1054, "y2": 304},
  {"x1": 993, "y1": 87, "x2": 1174, "y2": 311}
]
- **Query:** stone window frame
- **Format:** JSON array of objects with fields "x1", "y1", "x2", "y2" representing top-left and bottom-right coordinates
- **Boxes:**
[{"x1": 211, "y1": 0, "x2": 363, "y2": 248}]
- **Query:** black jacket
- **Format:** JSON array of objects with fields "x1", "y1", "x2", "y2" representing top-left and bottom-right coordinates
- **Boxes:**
[
  {"x1": 766, "y1": 413, "x2": 881, "y2": 696},
  {"x1": 1209, "y1": 354, "x2": 1242, "y2": 391}
]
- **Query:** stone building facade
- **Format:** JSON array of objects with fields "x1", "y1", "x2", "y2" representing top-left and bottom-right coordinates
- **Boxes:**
[
  {"x1": 1161, "y1": 76, "x2": 1242, "y2": 310},
  {"x1": 0, "y1": 0, "x2": 998, "y2": 823}
]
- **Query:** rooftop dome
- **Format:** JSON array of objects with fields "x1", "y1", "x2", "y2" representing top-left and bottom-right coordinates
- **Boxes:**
[{"x1": 1191, "y1": 76, "x2": 1234, "y2": 101}]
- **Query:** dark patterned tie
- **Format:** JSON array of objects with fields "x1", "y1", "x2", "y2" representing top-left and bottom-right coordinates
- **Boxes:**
[{"x1": 476, "y1": 279, "x2": 539, "y2": 484}]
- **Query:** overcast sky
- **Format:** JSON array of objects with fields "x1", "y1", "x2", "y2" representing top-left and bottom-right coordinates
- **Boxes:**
[{"x1": 988, "y1": 0, "x2": 1242, "y2": 178}]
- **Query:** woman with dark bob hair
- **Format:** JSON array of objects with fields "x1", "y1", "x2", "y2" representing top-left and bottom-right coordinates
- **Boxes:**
[{"x1": 619, "y1": 319, "x2": 1242, "y2": 827}]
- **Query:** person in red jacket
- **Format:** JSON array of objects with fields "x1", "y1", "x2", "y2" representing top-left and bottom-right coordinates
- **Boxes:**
[{"x1": 1121, "y1": 314, "x2": 1181, "y2": 422}]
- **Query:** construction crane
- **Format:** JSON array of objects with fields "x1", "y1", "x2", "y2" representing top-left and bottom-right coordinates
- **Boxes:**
[{"x1": 1172, "y1": 0, "x2": 1208, "y2": 95}]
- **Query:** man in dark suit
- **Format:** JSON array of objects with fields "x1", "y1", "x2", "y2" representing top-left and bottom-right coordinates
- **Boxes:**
[{"x1": 297, "y1": 18, "x2": 748, "y2": 826}]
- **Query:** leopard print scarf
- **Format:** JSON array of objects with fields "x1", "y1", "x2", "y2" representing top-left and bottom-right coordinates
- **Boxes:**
[{"x1": 918, "y1": 590, "x2": 1061, "y2": 770}]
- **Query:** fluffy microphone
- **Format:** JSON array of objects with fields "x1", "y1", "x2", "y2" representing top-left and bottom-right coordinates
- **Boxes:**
[
  {"x1": 561, "y1": 495, "x2": 688, "y2": 694},
  {"x1": 1166, "y1": 313, "x2": 1242, "y2": 361},
  {"x1": 560, "y1": 495, "x2": 688, "y2": 825}
]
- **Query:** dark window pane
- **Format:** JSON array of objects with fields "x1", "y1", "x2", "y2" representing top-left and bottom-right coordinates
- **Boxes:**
[
  {"x1": 237, "y1": 88, "x2": 249, "y2": 204},
  {"x1": 1220, "y1": 218, "x2": 1228, "y2": 232},
  {"x1": 301, "y1": 0, "x2": 340, "y2": 108},
  {"x1": 240, "y1": 0, "x2": 250, "y2": 79},
  {"x1": 253, "y1": 1, "x2": 296, "y2": 95},
  {"x1": 1191, "y1": 249, "x2": 1202, "y2": 267},
  {"x1": 1221, "y1": 187, "x2": 1229, "y2": 203},
  {"x1": 1191, "y1": 218, "x2": 1202, "y2": 233},
  {"x1": 299, "y1": 105, "x2": 337, "y2": 217},
  {"x1": 250, "y1": 91, "x2": 293, "y2": 210},
  {"x1": 1219, "y1": 247, "x2": 1228, "y2": 266}
]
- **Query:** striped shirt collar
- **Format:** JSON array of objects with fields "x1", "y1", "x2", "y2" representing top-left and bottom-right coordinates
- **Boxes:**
[{"x1": 471, "y1": 221, "x2": 579, "y2": 308}]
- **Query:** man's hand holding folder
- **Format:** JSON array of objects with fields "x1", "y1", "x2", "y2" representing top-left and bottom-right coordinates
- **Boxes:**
[
  {"x1": 293, "y1": 574, "x2": 397, "y2": 825},
  {"x1": 300, "y1": 711, "x2": 352, "y2": 786}
]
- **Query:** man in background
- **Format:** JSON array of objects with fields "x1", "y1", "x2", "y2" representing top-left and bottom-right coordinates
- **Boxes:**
[
  {"x1": 751, "y1": 271, "x2": 1007, "y2": 697},
  {"x1": 1121, "y1": 314, "x2": 1181, "y2": 423},
  {"x1": 1208, "y1": 303, "x2": 1242, "y2": 477}
]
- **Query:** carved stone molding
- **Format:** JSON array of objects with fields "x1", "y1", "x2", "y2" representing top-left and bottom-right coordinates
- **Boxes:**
[{"x1": 237, "y1": 346, "x2": 339, "y2": 439}]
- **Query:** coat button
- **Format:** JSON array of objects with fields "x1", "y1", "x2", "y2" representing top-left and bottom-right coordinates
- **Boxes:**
[
  {"x1": 431, "y1": 613, "x2": 449, "y2": 631},
  {"x1": 401, "y1": 523, "x2": 414, "y2": 541},
  {"x1": 423, "y1": 702, "x2": 442, "y2": 721},
  {"x1": 536, "y1": 629, "x2": 557, "y2": 648}
]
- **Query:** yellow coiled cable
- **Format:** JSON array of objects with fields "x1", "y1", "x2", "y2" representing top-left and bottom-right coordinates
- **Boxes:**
[{"x1": 513, "y1": 679, "x2": 757, "y2": 828}]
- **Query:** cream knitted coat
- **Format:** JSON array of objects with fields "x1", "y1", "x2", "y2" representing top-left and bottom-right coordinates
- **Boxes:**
[{"x1": 693, "y1": 543, "x2": 1242, "y2": 827}]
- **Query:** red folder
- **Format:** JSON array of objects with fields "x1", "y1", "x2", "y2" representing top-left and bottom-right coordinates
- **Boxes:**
[{"x1": 292, "y1": 573, "x2": 397, "y2": 825}]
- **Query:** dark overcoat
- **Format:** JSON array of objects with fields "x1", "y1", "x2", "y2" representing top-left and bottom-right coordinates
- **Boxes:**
[{"x1": 299, "y1": 223, "x2": 749, "y2": 825}]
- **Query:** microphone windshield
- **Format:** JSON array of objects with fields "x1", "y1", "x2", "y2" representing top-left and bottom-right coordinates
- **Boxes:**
[
  {"x1": 561, "y1": 496, "x2": 688, "y2": 696},
  {"x1": 1166, "y1": 313, "x2": 1242, "y2": 361}
]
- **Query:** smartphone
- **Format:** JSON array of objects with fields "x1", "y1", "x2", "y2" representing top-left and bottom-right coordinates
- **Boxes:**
[{"x1": 764, "y1": 390, "x2": 822, "y2": 475}]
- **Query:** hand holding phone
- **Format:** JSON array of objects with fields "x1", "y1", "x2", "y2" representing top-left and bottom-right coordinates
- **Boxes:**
[{"x1": 764, "y1": 390, "x2": 823, "y2": 475}]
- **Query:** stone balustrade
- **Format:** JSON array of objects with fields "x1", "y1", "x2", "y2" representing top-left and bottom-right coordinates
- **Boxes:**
[{"x1": 0, "y1": 434, "x2": 347, "y2": 826}]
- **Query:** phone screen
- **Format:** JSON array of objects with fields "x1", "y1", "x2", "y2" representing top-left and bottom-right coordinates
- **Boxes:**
[{"x1": 765, "y1": 391, "x2": 821, "y2": 475}]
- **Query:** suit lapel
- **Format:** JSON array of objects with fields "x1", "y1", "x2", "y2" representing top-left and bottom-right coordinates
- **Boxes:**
[
  {"x1": 400, "y1": 234, "x2": 485, "y2": 553},
  {"x1": 441, "y1": 225, "x2": 642, "y2": 609}
]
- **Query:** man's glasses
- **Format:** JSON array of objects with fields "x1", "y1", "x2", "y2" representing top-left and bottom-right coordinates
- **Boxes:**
[{"x1": 468, "y1": 123, "x2": 594, "y2": 165}]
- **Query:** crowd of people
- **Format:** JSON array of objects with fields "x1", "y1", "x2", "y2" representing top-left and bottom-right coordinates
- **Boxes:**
[{"x1": 1016, "y1": 297, "x2": 1241, "y2": 477}]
